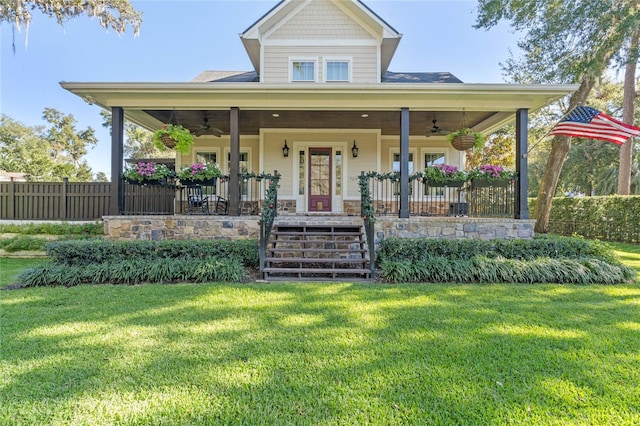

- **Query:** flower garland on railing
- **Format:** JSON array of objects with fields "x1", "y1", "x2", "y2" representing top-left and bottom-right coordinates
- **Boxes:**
[
  {"x1": 251, "y1": 171, "x2": 281, "y2": 230},
  {"x1": 358, "y1": 172, "x2": 378, "y2": 225}
]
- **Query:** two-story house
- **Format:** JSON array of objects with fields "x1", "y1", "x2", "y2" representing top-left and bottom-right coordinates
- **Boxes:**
[{"x1": 62, "y1": 0, "x2": 576, "y2": 219}]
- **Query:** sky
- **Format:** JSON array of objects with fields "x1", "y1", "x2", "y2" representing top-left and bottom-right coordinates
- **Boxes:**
[{"x1": 1, "y1": 0, "x2": 521, "y2": 179}]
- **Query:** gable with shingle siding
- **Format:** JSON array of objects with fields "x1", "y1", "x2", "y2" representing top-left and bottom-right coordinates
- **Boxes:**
[
  {"x1": 268, "y1": 0, "x2": 374, "y2": 40},
  {"x1": 262, "y1": 0, "x2": 380, "y2": 83}
]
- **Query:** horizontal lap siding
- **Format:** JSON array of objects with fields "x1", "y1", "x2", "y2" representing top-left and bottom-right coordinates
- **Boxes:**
[{"x1": 263, "y1": 45, "x2": 378, "y2": 83}]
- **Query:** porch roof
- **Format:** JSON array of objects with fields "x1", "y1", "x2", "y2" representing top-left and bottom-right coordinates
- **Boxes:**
[{"x1": 60, "y1": 81, "x2": 578, "y2": 136}]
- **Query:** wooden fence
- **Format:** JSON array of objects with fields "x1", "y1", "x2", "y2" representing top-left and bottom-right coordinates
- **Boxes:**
[{"x1": 0, "y1": 179, "x2": 176, "y2": 220}]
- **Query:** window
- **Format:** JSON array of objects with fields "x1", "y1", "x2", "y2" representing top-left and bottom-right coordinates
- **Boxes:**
[
  {"x1": 196, "y1": 152, "x2": 217, "y2": 165},
  {"x1": 392, "y1": 152, "x2": 414, "y2": 195},
  {"x1": 393, "y1": 152, "x2": 414, "y2": 174},
  {"x1": 424, "y1": 153, "x2": 445, "y2": 168},
  {"x1": 227, "y1": 152, "x2": 249, "y2": 197},
  {"x1": 424, "y1": 152, "x2": 446, "y2": 197},
  {"x1": 292, "y1": 61, "x2": 315, "y2": 82},
  {"x1": 326, "y1": 61, "x2": 349, "y2": 82}
]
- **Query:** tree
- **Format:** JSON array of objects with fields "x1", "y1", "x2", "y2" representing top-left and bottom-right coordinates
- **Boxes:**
[
  {"x1": 618, "y1": 28, "x2": 640, "y2": 195},
  {"x1": 1, "y1": 0, "x2": 141, "y2": 51},
  {"x1": 465, "y1": 128, "x2": 515, "y2": 170},
  {"x1": 100, "y1": 110, "x2": 172, "y2": 160},
  {"x1": 0, "y1": 111, "x2": 99, "y2": 181},
  {"x1": 475, "y1": 0, "x2": 640, "y2": 233}
]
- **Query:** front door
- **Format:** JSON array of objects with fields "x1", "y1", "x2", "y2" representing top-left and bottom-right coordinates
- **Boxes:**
[{"x1": 308, "y1": 148, "x2": 332, "y2": 212}]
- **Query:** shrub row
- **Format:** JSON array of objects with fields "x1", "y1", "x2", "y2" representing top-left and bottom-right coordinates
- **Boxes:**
[
  {"x1": 17, "y1": 257, "x2": 246, "y2": 287},
  {"x1": 379, "y1": 257, "x2": 635, "y2": 284},
  {"x1": 529, "y1": 196, "x2": 640, "y2": 243},
  {"x1": 0, "y1": 222, "x2": 104, "y2": 236},
  {"x1": 376, "y1": 235, "x2": 616, "y2": 264},
  {"x1": 45, "y1": 239, "x2": 259, "y2": 267}
]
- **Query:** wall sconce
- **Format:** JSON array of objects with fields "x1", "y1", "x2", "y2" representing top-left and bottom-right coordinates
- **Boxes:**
[
  {"x1": 282, "y1": 140, "x2": 289, "y2": 157},
  {"x1": 351, "y1": 140, "x2": 358, "y2": 158}
]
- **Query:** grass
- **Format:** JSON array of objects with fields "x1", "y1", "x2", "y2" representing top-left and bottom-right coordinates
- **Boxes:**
[
  {"x1": 0, "y1": 258, "x2": 45, "y2": 286},
  {"x1": 611, "y1": 242, "x2": 640, "y2": 281},
  {"x1": 1, "y1": 243, "x2": 639, "y2": 425}
]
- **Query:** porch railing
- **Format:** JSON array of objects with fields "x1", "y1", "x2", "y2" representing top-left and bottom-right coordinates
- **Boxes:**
[{"x1": 359, "y1": 171, "x2": 516, "y2": 219}]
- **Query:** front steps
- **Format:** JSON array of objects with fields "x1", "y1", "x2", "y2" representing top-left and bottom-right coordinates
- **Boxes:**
[{"x1": 263, "y1": 218, "x2": 371, "y2": 281}]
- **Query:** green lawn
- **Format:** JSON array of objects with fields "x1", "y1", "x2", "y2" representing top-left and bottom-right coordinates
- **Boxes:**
[{"x1": 1, "y1": 244, "x2": 639, "y2": 425}]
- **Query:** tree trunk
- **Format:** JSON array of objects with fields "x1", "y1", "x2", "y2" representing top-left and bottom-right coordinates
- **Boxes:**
[
  {"x1": 534, "y1": 74, "x2": 597, "y2": 233},
  {"x1": 617, "y1": 28, "x2": 639, "y2": 195}
]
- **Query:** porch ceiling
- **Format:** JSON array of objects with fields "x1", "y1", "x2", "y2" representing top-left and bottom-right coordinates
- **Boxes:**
[
  {"x1": 60, "y1": 81, "x2": 579, "y2": 136},
  {"x1": 143, "y1": 109, "x2": 500, "y2": 137}
]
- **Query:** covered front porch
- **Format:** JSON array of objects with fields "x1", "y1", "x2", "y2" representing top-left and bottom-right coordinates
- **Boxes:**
[{"x1": 60, "y1": 81, "x2": 577, "y2": 222}]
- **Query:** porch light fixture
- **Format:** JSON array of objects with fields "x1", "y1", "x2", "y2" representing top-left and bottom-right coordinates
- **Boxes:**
[
  {"x1": 283, "y1": 140, "x2": 290, "y2": 157},
  {"x1": 351, "y1": 140, "x2": 358, "y2": 158}
]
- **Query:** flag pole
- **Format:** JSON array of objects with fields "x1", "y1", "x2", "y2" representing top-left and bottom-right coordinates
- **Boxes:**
[{"x1": 527, "y1": 106, "x2": 576, "y2": 154}]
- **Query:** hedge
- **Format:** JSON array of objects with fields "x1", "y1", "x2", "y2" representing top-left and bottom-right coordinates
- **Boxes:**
[
  {"x1": 45, "y1": 239, "x2": 259, "y2": 267},
  {"x1": 376, "y1": 234, "x2": 617, "y2": 264},
  {"x1": 529, "y1": 195, "x2": 640, "y2": 243},
  {"x1": 376, "y1": 235, "x2": 634, "y2": 284}
]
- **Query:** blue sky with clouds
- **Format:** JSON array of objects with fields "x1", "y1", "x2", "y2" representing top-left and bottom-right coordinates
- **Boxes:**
[{"x1": 1, "y1": 0, "x2": 520, "y2": 178}]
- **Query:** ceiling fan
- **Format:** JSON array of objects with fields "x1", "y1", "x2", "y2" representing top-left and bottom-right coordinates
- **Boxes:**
[
  {"x1": 426, "y1": 119, "x2": 450, "y2": 137},
  {"x1": 193, "y1": 117, "x2": 223, "y2": 137}
]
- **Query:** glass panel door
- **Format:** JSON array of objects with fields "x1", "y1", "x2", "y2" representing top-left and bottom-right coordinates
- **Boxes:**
[{"x1": 308, "y1": 148, "x2": 331, "y2": 212}]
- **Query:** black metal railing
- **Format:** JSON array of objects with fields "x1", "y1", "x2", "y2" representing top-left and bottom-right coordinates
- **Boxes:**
[
  {"x1": 257, "y1": 171, "x2": 280, "y2": 278},
  {"x1": 358, "y1": 172, "x2": 516, "y2": 220},
  {"x1": 176, "y1": 173, "x2": 276, "y2": 216},
  {"x1": 122, "y1": 180, "x2": 176, "y2": 215}
]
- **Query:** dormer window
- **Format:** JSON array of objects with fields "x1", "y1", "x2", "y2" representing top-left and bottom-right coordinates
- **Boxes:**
[
  {"x1": 291, "y1": 60, "x2": 316, "y2": 82},
  {"x1": 325, "y1": 59, "x2": 351, "y2": 82}
]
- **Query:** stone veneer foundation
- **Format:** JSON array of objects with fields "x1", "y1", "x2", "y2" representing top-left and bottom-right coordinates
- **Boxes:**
[
  {"x1": 103, "y1": 215, "x2": 535, "y2": 243},
  {"x1": 373, "y1": 217, "x2": 535, "y2": 247},
  {"x1": 104, "y1": 215, "x2": 260, "y2": 240}
]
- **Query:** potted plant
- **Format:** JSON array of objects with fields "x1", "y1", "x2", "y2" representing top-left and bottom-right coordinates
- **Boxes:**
[
  {"x1": 123, "y1": 161, "x2": 174, "y2": 185},
  {"x1": 421, "y1": 164, "x2": 467, "y2": 187},
  {"x1": 153, "y1": 124, "x2": 194, "y2": 154},
  {"x1": 177, "y1": 162, "x2": 222, "y2": 186},
  {"x1": 468, "y1": 165, "x2": 517, "y2": 187},
  {"x1": 447, "y1": 128, "x2": 485, "y2": 151}
]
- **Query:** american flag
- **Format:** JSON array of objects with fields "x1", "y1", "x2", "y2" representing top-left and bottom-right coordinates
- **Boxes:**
[{"x1": 550, "y1": 106, "x2": 640, "y2": 145}]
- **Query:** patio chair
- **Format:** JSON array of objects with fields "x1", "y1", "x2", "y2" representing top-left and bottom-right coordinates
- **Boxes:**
[
  {"x1": 215, "y1": 195, "x2": 229, "y2": 215},
  {"x1": 187, "y1": 185, "x2": 209, "y2": 214}
]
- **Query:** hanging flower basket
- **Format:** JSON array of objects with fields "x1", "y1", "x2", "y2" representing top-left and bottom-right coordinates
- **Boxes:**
[
  {"x1": 450, "y1": 135, "x2": 477, "y2": 151},
  {"x1": 160, "y1": 134, "x2": 177, "y2": 150},
  {"x1": 153, "y1": 124, "x2": 194, "y2": 154},
  {"x1": 447, "y1": 128, "x2": 485, "y2": 151}
]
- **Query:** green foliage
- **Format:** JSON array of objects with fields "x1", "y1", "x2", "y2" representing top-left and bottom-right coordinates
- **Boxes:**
[
  {"x1": 0, "y1": 111, "x2": 99, "y2": 181},
  {"x1": 153, "y1": 124, "x2": 194, "y2": 154},
  {"x1": 0, "y1": 236, "x2": 48, "y2": 252},
  {"x1": 1, "y1": 0, "x2": 142, "y2": 36},
  {"x1": 446, "y1": 128, "x2": 485, "y2": 149},
  {"x1": 45, "y1": 239, "x2": 259, "y2": 267},
  {"x1": 17, "y1": 257, "x2": 245, "y2": 287},
  {"x1": 377, "y1": 235, "x2": 618, "y2": 264},
  {"x1": 176, "y1": 162, "x2": 222, "y2": 181},
  {"x1": 421, "y1": 164, "x2": 467, "y2": 183},
  {"x1": 0, "y1": 222, "x2": 103, "y2": 235},
  {"x1": 538, "y1": 195, "x2": 640, "y2": 243},
  {"x1": 123, "y1": 161, "x2": 174, "y2": 183},
  {"x1": 379, "y1": 256, "x2": 634, "y2": 284}
]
